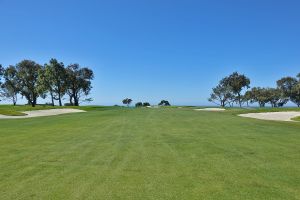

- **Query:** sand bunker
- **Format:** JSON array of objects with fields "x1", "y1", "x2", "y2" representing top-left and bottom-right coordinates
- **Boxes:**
[
  {"x1": 0, "y1": 109, "x2": 85, "y2": 119},
  {"x1": 195, "y1": 108, "x2": 226, "y2": 111},
  {"x1": 239, "y1": 112, "x2": 300, "y2": 122}
]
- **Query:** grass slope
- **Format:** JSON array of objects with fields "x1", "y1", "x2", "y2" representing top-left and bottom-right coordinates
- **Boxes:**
[
  {"x1": 0, "y1": 107, "x2": 300, "y2": 199},
  {"x1": 0, "y1": 105, "x2": 104, "y2": 116}
]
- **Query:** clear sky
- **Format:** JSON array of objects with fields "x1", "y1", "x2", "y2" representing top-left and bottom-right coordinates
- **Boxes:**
[{"x1": 0, "y1": 0, "x2": 299, "y2": 106}]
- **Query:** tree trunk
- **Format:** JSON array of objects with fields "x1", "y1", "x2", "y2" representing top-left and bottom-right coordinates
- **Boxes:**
[
  {"x1": 50, "y1": 93, "x2": 54, "y2": 106},
  {"x1": 221, "y1": 101, "x2": 224, "y2": 107},
  {"x1": 74, "y1": 98, "x2": 79, "y2": 106},
  {"x1": 68, "y1": 94, "x2": 74, "y2": 106},
  {"x1": 32, "y1": 99, "x2": 36, "y2": 107},
  {"x1": 13, "y1": 95, "x2": 17, "y2": 106},
  {"x1": 58, "y1": 93, "x2": 62, "y2": 106},
  {"x1": 238, "y1": 93, "x2": 242, "y2": 107}
]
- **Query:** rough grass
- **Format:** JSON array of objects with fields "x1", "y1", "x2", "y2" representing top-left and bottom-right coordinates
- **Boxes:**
[
  {"x1": 0, "y1": 106, "x2": 300, "y2": 199},
  {"x1": 292, "y1": 116, "x2": 300, "y2": 121}
]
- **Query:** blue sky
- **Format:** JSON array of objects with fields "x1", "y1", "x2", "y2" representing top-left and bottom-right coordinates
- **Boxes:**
[{"x1": 0, "y1": 0, "x2": 300, "y2": 105}]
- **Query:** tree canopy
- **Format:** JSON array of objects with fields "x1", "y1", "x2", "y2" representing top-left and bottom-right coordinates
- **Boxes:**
[
  {"x1": 39, "y1": 59, "x2": 67, "y2": 106},
  {"x1": 209, "y1": 71, "x2": 300, "y2": 107},
  {"x1": 158, "y1": 100, "x2": 170, "y2": 106},
  {"x1": 0, "y1": 66, "x2": 19, "y2": 105},
  {"x1": 222, "y1": 72, "x2": 250, "y2": 107},
  {"x1": 66, "y1": 64, "x2": 94, "y2": 106},
  {"x1": 135, "y1": 102, "x2": 143, "y2": 107},
  {"x1": 277, "y1": 76, "x2": 300, "y2": 107},
  {"x1": 122, "y1": 98, "x2": 133, "y2": 107},
  {"x1": 0, "y1": 59, "x2": 94, "y2": 106},
  {"x1": 16, "y1": 60, "x2": 44, "y2": 107},
  {"x1": 208, "y1": 81, "x2": 234, "y2": 107}
]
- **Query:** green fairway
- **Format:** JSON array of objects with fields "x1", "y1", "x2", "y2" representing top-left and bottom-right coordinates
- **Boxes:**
[{"x1": 0, "y1": 107, "x2": 300, "y2": 199}]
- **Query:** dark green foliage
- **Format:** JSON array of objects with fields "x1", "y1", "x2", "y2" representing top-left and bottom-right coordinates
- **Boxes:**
[
  {"x1": 0, "y1": 59, "x2": 94, "y2": 107},
  {"x1": 143, "y1": 102, "x2": 150, "y2": 107},
  {"x1": 158, "y1": 100, "x2": 170, "y2": 106},
  {"x1": 241, "y1": 90, "x2": 252, "y2": 107},
  {"x1": 0, "y1": 66, "x2": 19, "y2": 105},
  {"x1": 265, "y1": 88, "x2": 288, "y2": 107},
  {"x1": 208, "y1": 81, "x2": 234, "y2": 107},
  {"x1": 16, "y1": 60, "x2": 44, "y2": 107},
  {"x1": 222, "y1": 72, "x2": 250, "y2": 107},
  {"x1": 65, "y1": 64, "x2": 94, "y2": 106},
  {"x1": 0, "y1": 64, "x2": 3, "y2": 85},
  {"x1": 248, "y1": 87, "x2": 269, "y2": 107},
  {"x1": 277, "y1": 76, "x2": 300, "y2": 107},
  {"x1": 135, "y1": 102, "x2": 143, "y2": 107},
  {"x1": 39, "y1": 59, "x2": 67, "y2": 106},
  {"x1": 247, "y1": 87, "x2": 288, "y2": 107},
  {"x1": 122, "y1": 98, "x2": 133, "y2": 107},
  {"x1": 209, "y1": 72, "x2": 250, "y2": 107}
]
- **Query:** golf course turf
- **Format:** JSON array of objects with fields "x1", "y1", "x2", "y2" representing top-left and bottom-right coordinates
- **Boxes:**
[{"x1": 0, "y1": 106, "x2": 300, "y2": 199}]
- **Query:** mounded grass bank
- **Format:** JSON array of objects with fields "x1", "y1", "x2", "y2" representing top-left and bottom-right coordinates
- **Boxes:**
[
  {"x1": 0, "y1": 105, "x2": 112, "y2": 116},
  {"x1": 292, "y1": 116, "x2": 300, "y2": 121}
]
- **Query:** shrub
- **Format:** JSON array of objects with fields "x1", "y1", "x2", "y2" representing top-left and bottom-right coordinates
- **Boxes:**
[
  {"x1": 135, "y1": 102, "x2": 143, "y2": 107},
  {"x1": 143, "y1": 102, "x2": 150, "y2": 107}
]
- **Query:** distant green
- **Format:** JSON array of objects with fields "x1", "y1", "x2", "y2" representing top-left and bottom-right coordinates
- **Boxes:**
[{"x1": 0, "y1": 106, "x2": 299, "y2": 199}]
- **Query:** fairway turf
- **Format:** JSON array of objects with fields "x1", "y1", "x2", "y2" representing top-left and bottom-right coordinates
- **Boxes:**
[{"x1": 0, "y1": 107, "x2": 300, "y2": 199}]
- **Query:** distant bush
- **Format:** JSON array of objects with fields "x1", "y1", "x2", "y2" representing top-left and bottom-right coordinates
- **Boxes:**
[
  {"x1": 64, "y1": 103, "x2": 73, "y2": 106},
  {"x1": 158, "y1": 100, "x2": 170, "y2": 106},
  {"x1": 143, "y1": 102, "x2": 150, "y2": 107},
  {"x1": 135, "y1": 102, "x2": 143, "y2": 107}
]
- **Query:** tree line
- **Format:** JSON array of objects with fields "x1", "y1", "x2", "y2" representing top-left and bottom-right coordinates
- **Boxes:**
[
  {"x1": 209, "y1": 72, "x2": 300, "y2": 107},
  {"x1": 0, "y1": 59, "x2": 94, "y2": 107},
  {"x1": 122, "y1": 98, "x2": 171, "y2": 107}
]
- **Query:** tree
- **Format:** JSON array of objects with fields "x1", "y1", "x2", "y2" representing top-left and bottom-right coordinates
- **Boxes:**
[
  {"x1": 143, "y1": 102, "x2": 150, "y2": 107},
  {"x1": 277, "y1": 77, "x2": 297, "y2": 97},
  {"x1": 158, "y1": 100, "x2": 170, "y2": 106},
  {"x1": 0, "y1": 65, "x2": 4, "y2": 96},
  {"x1": 241, "y1": 90, "x2": 252, "y2": 107},
  {"x1": 0, "y1": 65, "x2": 19, "y2": 105},
  {"x1": 265, "y1": 88, "x2": 288, "y2": 107},
  {"x1": 0, "y1": 64, "x2": 3, "y2": 85},
  {"x1": 16, "y1": 60, "x2": 44, "y2": 107},
  {"x1": 39, "y1": 59, "x2": 67, "y2": 106},
  {"x1": 248, "y1": 87, "x2": 269, "y2": 107},
  {"x1": 223, "y1": 72, "x2": 250, "y2": 107},
  {"x1": 277, "y1": 76, "x2": 300, "y2": 107},
  {"x1": 291, "y1": 83, "x2": 300, "y2": 107},
  {"x1": 122, "y1": 98, "x2": 132, "y2": 107},
  {"x1": 135, "y1": 102, "x2": 143, "y2": 107},
  {"x1": 208, "y1": 81, "x2": 234, "y2": 107},
  {"x1": 65, "y1": 64, "x2": 94, "y2": 106}
]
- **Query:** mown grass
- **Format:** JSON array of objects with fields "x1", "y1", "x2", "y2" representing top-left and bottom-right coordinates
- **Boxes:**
[
  {"x1": 0, "y1": 105, "x2": 114, "y2": 116},
  {"x1": 0, "y1": 106, "x2": 300, "y2": 199}
]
